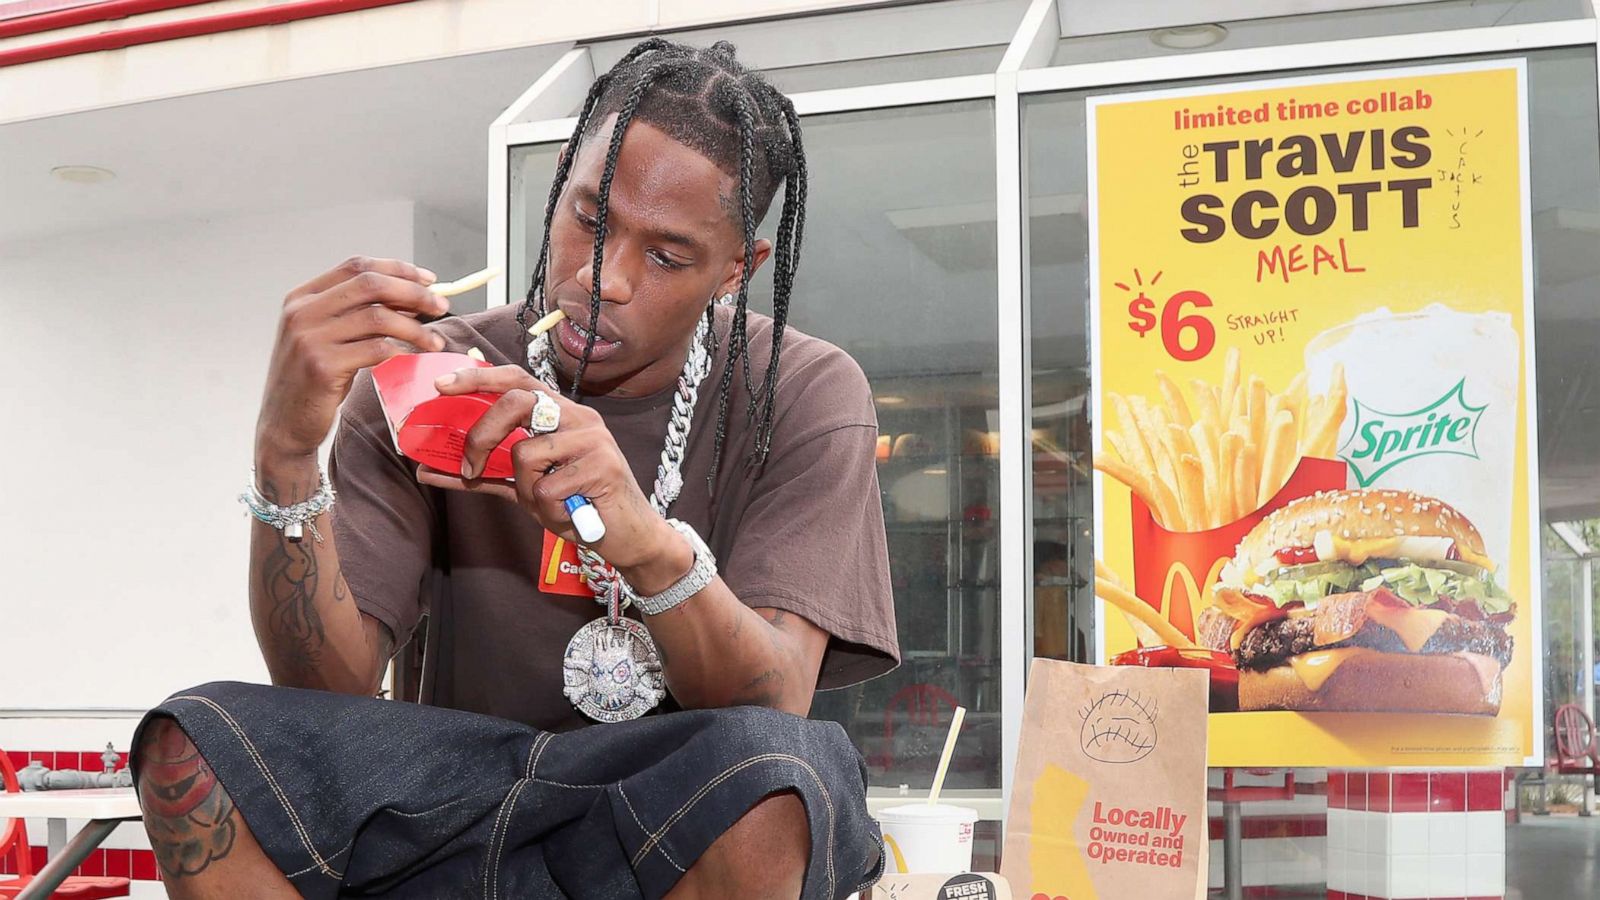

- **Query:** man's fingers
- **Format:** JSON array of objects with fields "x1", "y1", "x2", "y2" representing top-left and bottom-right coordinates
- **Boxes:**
[
  {"x1": 287, "y1": 256, "x2": 437, "y2": 304},
  {"x1": 341, "y1": 337, "x2": 409, "y2": 373},
  {"x1": 461, "y1": 390, "x2": 543, "y2": 480},
  {"x1": 416, "y1": 467, "x2": 519, "y2": 502},
  {"x1": 436, "y1": 364, "x2": 545, "y2": 396},
  {"x1": 316, "y1": 270, "x2": 450, "y2": 320},
  {"x1": 327, "y1": 305, "x2": 445, "y2": 351},
  {"x1": 521, "y1": 462, "x2": 586, "y2": 525}
]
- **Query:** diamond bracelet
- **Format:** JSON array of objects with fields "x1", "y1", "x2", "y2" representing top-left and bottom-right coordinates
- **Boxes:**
[{"x1": 240, "y1": 467, "x2": 336, "y2": 543}]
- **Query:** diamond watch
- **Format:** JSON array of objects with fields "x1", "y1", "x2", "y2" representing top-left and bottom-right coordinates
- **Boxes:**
[{"x1": 634, "y1": 519, "x2": 717, "y2": 616}]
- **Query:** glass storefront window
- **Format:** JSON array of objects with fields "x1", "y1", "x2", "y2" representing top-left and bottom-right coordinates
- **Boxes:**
[
  {"x1": 1026, "y1": 44, "x2": 1600, "y2": 896},
  {"x1": 510, "y1": 99, "x2": 1004, "y2": 793},
  {"x1": 1050, "y1": 0, "x2": 1591, "y2": 66}
]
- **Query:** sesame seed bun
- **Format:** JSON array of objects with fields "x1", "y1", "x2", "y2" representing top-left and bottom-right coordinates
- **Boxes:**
[{"x1": 1231, "y1": 488, "x2": 1487, "y2": 573}]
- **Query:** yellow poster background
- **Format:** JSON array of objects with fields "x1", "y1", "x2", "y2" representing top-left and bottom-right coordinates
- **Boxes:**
[{"x1": 1090, "y1": 62, "x2": 1539, "y2": 766}]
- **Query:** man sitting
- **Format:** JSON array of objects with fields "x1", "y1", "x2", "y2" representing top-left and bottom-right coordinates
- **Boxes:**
[{"x1": 132, "y1": 38, "x2": 897, "y2": 899}]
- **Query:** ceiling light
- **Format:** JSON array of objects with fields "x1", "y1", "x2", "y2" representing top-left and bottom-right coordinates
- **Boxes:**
[
  {"x1": 51, "y1": 165, "x2": 115, "y2": 184},
  {"x1": 1151, "y1": 24, "x2": 1228, "y2": 50},
  {"x1": 876, "y1": 395, "x2": 907, "y2": 406}
]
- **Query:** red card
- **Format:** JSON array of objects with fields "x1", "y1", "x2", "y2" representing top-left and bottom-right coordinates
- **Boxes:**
[
  {"x1": 539, "y1": 530, "x2": 592, "y2": 596},
  {"x1": 371, "y1": 352, "x2": 531, "y2": 480}
]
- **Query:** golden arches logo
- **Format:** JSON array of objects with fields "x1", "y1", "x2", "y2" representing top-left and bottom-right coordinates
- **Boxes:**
[{"x1": 1158, "y1": 556, "x2": 1230, "y2": 639}]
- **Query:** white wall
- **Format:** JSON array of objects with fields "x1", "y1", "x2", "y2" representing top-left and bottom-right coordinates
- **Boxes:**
[{"x1": 0, "y1": 199, "x2": 418, "y2": 715}]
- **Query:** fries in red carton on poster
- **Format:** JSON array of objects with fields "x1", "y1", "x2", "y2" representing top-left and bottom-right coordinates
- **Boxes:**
[{"x1": 371, "y1": 352, "x2": 531, "y2": 480}]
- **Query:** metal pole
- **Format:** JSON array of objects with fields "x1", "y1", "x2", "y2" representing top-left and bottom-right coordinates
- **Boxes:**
[
  {"x1": 45, "y1": 818, "x2": 65, "y2": 857},
  {"x1": 1582, "y1": 557, "x2": 1594, "y2": 816},
  {"x1": 1224, "y1": 799, "x2": 1244, "y2": 900},
  {"x1": 16, "y1": 818, "x2": 122, "y2": 900}
]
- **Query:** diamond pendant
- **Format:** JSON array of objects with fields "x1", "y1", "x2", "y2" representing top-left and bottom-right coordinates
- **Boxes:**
[{"x1": 562, "y1": 617, "x2": 666, "y2": 722}]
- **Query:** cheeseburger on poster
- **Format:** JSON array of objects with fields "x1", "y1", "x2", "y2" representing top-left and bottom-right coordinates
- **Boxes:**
[{"x1": 1200, "y1": 489, "x2": 1515, "y2": 715}]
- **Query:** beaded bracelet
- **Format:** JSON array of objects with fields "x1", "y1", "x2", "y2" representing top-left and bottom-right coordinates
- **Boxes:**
[{"x1": 239, "y1": 467, "x2": 336, "y2": 543}]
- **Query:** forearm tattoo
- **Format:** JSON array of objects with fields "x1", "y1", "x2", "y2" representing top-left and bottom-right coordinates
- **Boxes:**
[
  {"x1": 732, "y1": 609, "x2": 794, "y2": 707},
  {"x1": 138, "y1": 721, "x2": 237, "y2": 879},
  {"x1": 260, "y1": 527, "x2": 325, "y2": 674},
  {"x1": 254, "y1": 475, "x2": 328, "y2": 678}
]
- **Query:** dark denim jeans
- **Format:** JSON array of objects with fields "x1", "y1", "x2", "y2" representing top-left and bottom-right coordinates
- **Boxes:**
[{"x1": 131, "y1": 682, "x2": 884, "y2": 899}]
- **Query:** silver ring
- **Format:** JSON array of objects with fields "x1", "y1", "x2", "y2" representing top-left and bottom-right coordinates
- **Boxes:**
[{"x1": 530, "y1": 390, "x2": 561, "y2": 434}]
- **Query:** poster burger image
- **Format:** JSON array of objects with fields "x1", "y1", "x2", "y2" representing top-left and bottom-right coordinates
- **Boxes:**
[{"x1": 1197, "y1": 488, "x2": 1514, "y2": 715}]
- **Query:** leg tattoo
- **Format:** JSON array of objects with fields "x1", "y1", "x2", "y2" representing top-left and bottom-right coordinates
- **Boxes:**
[{"x1": 138, "y1": 719, "x2": 239, "y2": 879}]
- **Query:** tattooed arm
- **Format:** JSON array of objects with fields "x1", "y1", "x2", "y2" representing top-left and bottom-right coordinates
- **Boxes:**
[
  {"x1": 250, "y1": 453, "x2": 394, "y2": 695},
  {"x1": 249, "y1": 256, "x2": 440, "y2": 694}
]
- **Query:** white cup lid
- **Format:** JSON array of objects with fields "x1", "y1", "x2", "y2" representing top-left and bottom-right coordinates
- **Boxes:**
[{"x1": 875, "y1": 803, "x2": 980, "y2": 824}]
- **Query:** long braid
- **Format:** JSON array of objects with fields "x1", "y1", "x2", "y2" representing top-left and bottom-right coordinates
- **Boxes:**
[
  {"x1": 516, "y1": 74, "x2": 611, "y2": 344},
  {"x1": 707, "y1": 86, "x2": 760, "y2": 484},
  {"x1": 751, "y1": 94, "x2": 808, "y2": 461},
  {"x1": 517, "y1": 38, "x2": 808, "y2": 484},
  {"x1": 573, "y1": 58, "x2": 683, "y2": 394}
]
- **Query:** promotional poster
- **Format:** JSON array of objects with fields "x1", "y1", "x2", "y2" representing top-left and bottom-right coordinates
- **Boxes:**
[{"x1": 1088, "y1": 61, "x2": 1541, "y2": 767}]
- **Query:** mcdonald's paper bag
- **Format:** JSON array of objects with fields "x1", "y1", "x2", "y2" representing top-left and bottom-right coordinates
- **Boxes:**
[{"x1": 1001, "y1": 659, "x2": 1208, "y2": 900}]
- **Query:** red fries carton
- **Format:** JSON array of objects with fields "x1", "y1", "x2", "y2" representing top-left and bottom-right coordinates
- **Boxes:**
[
  {"x1": 1127, "y1": 456, "x2": 1347, "y2": 645},
  {"x1": 371, "y1": 352, "x2": 530, "y2": 480}
]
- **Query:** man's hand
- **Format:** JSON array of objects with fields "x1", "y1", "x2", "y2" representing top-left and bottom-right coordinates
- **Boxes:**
[
  {"x1": 416, "y1": 366, "x2": 690, "y2": 587},
  {"x1": 256, "y1": 256, "x2": 448, "y2": 466},
  {"x1": 418, "y1": 365, "x2": 830, "y2": 715}
]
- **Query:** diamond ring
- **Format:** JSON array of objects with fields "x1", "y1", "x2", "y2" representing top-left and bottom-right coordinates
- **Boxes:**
[{"x1": 530, "y1": 390, "x2": 561, "y2": 434}]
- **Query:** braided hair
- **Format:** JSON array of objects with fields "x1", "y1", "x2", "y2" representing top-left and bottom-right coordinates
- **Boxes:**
[{"x1": 516, "y1": 38, "x2": 808, "y2": 483}]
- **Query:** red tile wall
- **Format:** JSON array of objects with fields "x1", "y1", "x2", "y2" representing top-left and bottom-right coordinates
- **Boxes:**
[
  {"x1": 1326, "y1": 769, "x2": 1507, "y2": 812},
  {"x1": 1, "y1": 747, "x2": 156, "y2": 883},
  {"x1": 1324, "y1": 883, "x2": 1497, "y2": 890}
]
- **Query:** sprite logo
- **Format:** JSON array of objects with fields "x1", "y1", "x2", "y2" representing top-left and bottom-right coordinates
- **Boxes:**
[{"x1": 1339, "y1": 379, "x2": 1487, "y2": 487}]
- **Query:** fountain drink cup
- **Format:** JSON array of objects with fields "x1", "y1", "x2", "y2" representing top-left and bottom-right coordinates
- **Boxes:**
[
  {"x1": 1304, "y1": 304, "x2": 1521, "y2": 568},
  {"x1": 875, "y1": 804, "x2": 979, "y2": 875}
]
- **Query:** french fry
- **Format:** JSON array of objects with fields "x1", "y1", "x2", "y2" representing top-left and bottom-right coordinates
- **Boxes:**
[
  {"x1": 1163, "y1": 423, "x2": 1197, "y2": 526},
  {"x1": 1247, "y1": 376, "x2": 1268, "y2": 453},
  {"x1": 1155, "y1": 372, "x2": 1193, "y2": 429},
  {"x1": 1235, "y1": 442, "x2": 1259, "y2": 516},
  {"x1": 1219, "y1": 347, "x2": 1241, "y2": 424},
  {"x1": 430, "y1": 265, "x2": 503, "y2": 298},
  {"x1": 1309, "y1": 364, "x2": 1349, "y2": 457},
  {"x1": 1110, "y1": 393, "x2": 1156, "y2": 474},
  {"x1": 1095, "y1": 457, "x2": 1181, "y2": 528},
  {"x1": 1165, "y1": 422, "x2": 1196, "y2": 462},
  {"x1": 1220, "y1": 431, "x2": 1245, "y2": 523},
  {"x1": 1189, "y1": 423, "x2": 1223, "y2": 529},
  {"x1": 1191, "y1": 379, "x2": 1220, "y2": 427},
  {"x1": 1095, "y1": 559, "x2": 1120, "y2": 584},
  {"x1": 1299, "y1": 396, "x2": 1326, "y2": 457},
  {"x1": 526, "y1": 307, "x2": 567, "y2": 336},
  {"x1": 1129, "y1": 395, "x2": 1169, "y2": 461},
  {"x1": 1096, "y1": 561, "x2": 1163, "y2": 646},
  {"x1": 1106, "y1": 431, "x2": 1133, "y2": 465},
  {"x1": 1177, "y1": 453, "x2": 1206, "y2": 531},
  {"x1": 1096, "y1": 576, "x2": 1198, "y2": 649},
  {"x1": 1282, "y1": 370, "x2": 1308, "y2": 416},
  {"x1": 1257, "y1": 410, "x2": 1297, "y2": 504}
]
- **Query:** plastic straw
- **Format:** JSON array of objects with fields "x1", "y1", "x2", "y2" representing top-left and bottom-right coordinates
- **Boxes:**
[{"x1": 927, "y1": 705, "x2": 966, "y2": 806}]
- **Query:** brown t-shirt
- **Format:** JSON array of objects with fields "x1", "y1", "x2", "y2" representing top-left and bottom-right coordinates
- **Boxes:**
[{"x1": 330, "y1": 303, "x2": 899, "y2": 732}]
